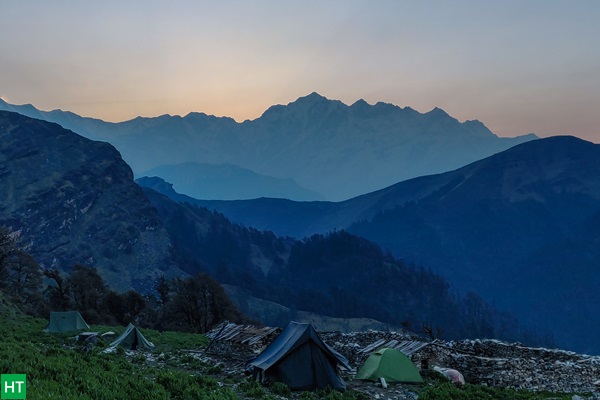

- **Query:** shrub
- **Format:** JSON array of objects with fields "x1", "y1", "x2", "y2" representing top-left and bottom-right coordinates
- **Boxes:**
[
  {"x1": 418, "y1": 382, "x2": 574, "y2": 400},
  {"x1": 239, "y1": 379, "x2": 265, "y2": 398},
  {"x1": 270, "y1": 381, "x2": 291, "y2": 396},
  {"x1": 299, "y1": 391, "x2": 317, "y2": 400},
  {"x1": 206, "y1": 364, "x2": 223, "y2": 375}
]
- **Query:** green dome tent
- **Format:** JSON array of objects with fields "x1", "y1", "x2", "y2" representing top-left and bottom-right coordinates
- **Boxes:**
[
  {"x1": 109, "y1": 324, "x2": 155, "y2": 350},
  {"x1": 356, "y1": 347, "x2": 423, "y2": 383}
]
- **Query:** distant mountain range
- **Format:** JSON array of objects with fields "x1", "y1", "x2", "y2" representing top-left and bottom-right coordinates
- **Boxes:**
[
  {"x1": 140, "y1": 136, "x2": 600, "y2": 354},
  {"x1": 0, "y1": 94, "x2": 536, "y2": 200}
]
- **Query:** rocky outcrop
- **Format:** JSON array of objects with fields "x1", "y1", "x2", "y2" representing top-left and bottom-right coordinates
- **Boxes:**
[{"x1": 0, "y1": 111, "x2": 183, "y2": 291}]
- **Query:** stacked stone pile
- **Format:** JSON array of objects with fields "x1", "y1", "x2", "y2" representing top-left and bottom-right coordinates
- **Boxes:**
[
  {"x1": 418, "y1": 339, "x2": 600, "y2": 394},
  {"x1": 323, "y1": 332, "x2": 600, "y2": 394}
]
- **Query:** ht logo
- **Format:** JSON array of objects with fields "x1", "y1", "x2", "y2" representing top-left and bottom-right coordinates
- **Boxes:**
[{"x1": 1, "y1": 375, "x2": 26, "y2": 399}]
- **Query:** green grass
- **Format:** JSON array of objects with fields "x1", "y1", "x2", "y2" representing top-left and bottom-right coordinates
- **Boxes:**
[
  {"x1": 239, "y1": 379, "x2": 266, "y2": 398},
  {"x1": 0, "y1": 305, "x2": 224, "y2": 400},
  {"x1": 88, "y1": 324, "x2": 209, "y2": 352},
  {"x1": 269, "y1": 381, "x2": 291, "y2": 397},
  {"x1": 142, "y1": 328, "x2": 210, "y2": 351},
  {"x1": 418, "y1": 382, "x2": 577, "y2": 400}
]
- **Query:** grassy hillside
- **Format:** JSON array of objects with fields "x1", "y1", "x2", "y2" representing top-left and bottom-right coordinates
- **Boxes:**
[
  {"x1": 0, "y1": 302, "x2": 212, "y2": 399},
  {"x1": 0, "y1": 295, "x2": 365, "y2": 399}
]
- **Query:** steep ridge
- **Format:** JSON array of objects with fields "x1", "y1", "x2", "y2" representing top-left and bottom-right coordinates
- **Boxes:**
[
  {"x1": 350, "y1": 136, "x2": 600, "y2": 295},
  {"x1": 348, "y1": 136, "x2": 600, "y2": 354},
  {"x1": 0, "y1": 111, "x2": 183, "y2": 291},
  {"x1": 0, "y1": 94, "x2": 536, "y2": 200}
]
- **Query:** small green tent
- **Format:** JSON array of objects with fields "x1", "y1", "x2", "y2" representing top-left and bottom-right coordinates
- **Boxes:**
[
  {"x1": 356, "y1": 347, "x2": 423, "y2": 383},
  {"x1": 44, "y1": 311, "x2": 90, "y2": 333},
  {"x1": 109, "y1": 324, "x2": 155, "y2": 350}
]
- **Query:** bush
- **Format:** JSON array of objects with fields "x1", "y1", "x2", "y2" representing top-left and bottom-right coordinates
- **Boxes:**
[
  {"x1": 299, "y1": 392, "x2": 317, "y2": 400},
  {"x1": 419, "y1": 382, "x2": 574, "y2": 400},
  {"x1": 239, "y1": 379, "x2": 265, "y2": 398},
  {"x1": 206, "y1": 364, "x2": 223, "y2": 375},
  {"x1": 315, "y1": 387, "x2": 369, "y2": 400},
  {"x1": 270, "y1": 381, "x2": 291, "y2": 396}
]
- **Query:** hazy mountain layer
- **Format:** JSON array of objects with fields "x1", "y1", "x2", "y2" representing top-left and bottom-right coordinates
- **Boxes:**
[
  {"x1": 0, "y1": 111, "x2": 183, "y2": 291},
  {"x1": 0, "y1": 94, "x2": 536, "y2": 200},
  {"x1": 139, "y1": 162, "x2": 323, "y2": 201}
]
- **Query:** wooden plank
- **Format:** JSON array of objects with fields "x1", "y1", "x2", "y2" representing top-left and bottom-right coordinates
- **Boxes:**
[{"x1": 360, "y1": 338, "x2": 386, "y2": 354}]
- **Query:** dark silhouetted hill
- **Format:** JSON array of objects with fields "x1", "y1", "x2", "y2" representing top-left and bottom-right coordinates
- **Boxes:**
[
  {"x1": 0, "y1": 111, "x2": 183, "y2": 291},
  {"x1": 141, "y1": 187, "x2": 548, "y2": 346}
]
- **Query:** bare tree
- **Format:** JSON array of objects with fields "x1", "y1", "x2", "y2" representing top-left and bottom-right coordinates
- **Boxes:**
[
  {"x1": 165, "y1": 273, "x2": 244, "y2": 333},
  {"x1": 44, "y1": 268, "x2": 72, "y2": 311},
  {"x1": 155, "y1": 274, "x2": 170, "y2": 306},
  {"x1": 422, "y1": 322, "x2": 444, "y2": 340},
  {"x1": 68, "y1": 264, "x2": 107, "y2": 316},
  {"x1": 3, "y1": 250, "x2": 42, "y2": 302}
]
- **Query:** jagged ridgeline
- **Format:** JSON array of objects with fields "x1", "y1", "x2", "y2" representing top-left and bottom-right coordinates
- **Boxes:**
[
  {"x1": 143, "y1": 188, "x2": 547, "y2": 345},
  {"x1": 0, "y1": 94, "x2": 536, "y2": 201}
]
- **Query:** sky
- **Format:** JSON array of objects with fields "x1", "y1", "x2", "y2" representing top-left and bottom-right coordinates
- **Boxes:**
[{"x1": 1, "y1": 1, "x2": 599, "y2": 142}]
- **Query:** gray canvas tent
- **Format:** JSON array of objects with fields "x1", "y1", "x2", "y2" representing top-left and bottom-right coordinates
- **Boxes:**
[
  {"x1": 44, "y1": 311, "x2": 90, "y2": 333},
  {"x1": 109, "y1": 323, "x2": 155, "y2": 350},
  {"x1": 246, "y1": 322, "x2": 350, "y2": 391}
]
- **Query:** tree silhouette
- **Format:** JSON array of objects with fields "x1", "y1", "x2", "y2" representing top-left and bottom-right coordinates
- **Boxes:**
[{"x1": 68, "y1": 264, "x2": 108, "y2": 323}]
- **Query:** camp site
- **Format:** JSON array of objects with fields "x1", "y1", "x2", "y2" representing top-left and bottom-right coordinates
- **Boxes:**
[{"x1": 4, "y1": 305, "x2": 589, "y2": 399}]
